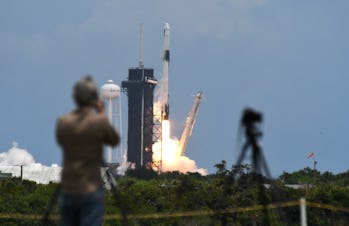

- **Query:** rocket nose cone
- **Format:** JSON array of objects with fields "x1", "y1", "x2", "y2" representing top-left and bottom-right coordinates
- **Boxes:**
[{"x1": 164, "y1": 22, "x2": 170, "y2": 30}]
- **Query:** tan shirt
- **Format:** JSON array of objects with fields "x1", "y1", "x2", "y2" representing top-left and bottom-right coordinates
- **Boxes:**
[{"x1": 56, "y1": 109, "x2": 120, "y2": 194}]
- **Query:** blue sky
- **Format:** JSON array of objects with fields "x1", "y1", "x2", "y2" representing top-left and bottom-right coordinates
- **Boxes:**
[{"x1": 1, "y1": 0, "x2": 349, "y2": 176}]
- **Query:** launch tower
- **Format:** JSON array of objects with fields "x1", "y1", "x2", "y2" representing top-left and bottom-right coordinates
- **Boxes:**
[{"x1": 121, "y1": 24, "x2": 158, "y2": 167}]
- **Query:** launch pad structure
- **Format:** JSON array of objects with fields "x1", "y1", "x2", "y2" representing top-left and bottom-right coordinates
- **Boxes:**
[
  {"x1": 121, "y1": 67, "x2": 157, "y2": 167},
  {"x1": 121, "y1": 24, "x2": 158, "y2": 167},
  {"x1": 121, "y1": 23, "x2": 201, "y2": 171}
]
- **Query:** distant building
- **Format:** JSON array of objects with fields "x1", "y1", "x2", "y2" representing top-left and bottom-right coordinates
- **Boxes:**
[
  {"x1": 0, "y1": 171, "x2": 12, "y2": 180},
  {"x1": 264, "y1": 184, "x2": 312, "y2": 189},
  {"x1": 0, "y1": 164, "x2": 61, "y2": 184}
]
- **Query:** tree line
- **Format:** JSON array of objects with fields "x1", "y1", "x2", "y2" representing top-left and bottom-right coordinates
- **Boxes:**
[{"x1": 0, "y1": 162, "x2": 349, "y2": 225}]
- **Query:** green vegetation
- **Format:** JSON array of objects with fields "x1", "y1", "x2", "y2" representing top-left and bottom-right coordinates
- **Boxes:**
[{"x1": 0, "y1": 163, "x2": 349, "y2": 225}]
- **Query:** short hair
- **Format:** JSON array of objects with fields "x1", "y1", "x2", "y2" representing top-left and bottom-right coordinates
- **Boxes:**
[{"x1": 73, "y1": 75, "x2": 98, "y2": 107}]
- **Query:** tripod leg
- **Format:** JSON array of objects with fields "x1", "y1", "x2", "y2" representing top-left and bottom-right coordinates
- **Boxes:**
[
  {"x1": 104, "y1": 168, "x2": 130, "y2": 226},
  {"x1": 235, "y1": 142, "x2": 249, "y2": 167},
  {"x1": 259, "y1": 148, "x2": 291, "y2": 225},
  {"x1": 41, "y1": 184, "x2": 60, "y2": 226},
  {"x1": 259, "y1": 150, "x2": 271, "y2": 179}
]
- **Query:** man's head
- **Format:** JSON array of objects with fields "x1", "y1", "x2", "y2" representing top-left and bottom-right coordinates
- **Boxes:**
[{"x1": 73, "y1": 75, "x2": 98, "y2": 107}]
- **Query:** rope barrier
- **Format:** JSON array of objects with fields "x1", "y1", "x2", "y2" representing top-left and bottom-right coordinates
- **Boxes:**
[
  {"x1": 0, "y1": 200, "x2": 348, "y2": 221},
  {"x1": 104, "y1": 201, "x2": 299, "y2": 220},
  {"x1": 0, "y1": 213, "x2": 58, "y2": 220},
  {"x1": 306, "y1": 201, "x2": 349, "y2": 213}
]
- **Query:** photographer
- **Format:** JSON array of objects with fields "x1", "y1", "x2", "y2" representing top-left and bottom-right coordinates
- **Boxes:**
[{"x1": 56, "y1": 76, "x2": 120, "y2": 226}]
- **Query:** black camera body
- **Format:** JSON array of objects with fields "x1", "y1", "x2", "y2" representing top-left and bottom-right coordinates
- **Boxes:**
[{"x1": 241, "y1": 108, "x2": 263, "y2": 127}]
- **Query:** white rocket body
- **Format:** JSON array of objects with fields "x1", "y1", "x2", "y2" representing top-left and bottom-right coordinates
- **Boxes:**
[
  {"x1": 160, "y1": 22, "x2": 170, "y2": 120},
  {"x1": 178, "y1": 91, "x2": 203, "y2": 156}
]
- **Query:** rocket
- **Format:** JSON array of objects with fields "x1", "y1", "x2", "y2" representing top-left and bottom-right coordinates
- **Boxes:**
[
  {"x1": 160, "y1": 22, "x2": 170, "y2": 120},
  {"x1": 178, "y1": 91, "x2": 203, "y2": 156}
]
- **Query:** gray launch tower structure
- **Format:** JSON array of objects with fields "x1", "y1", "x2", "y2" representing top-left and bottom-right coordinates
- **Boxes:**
[
  {"x1": 121, "y1": 68, "x2": 157, "y2": 166},
  {"x1": 121, "y1": 24, "x2": 158, "y2": 167}
]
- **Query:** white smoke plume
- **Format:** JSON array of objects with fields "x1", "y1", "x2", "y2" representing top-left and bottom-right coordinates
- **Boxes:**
[
  {"x1": 0, "y1": 142, "x2": 35, "y2": 166},
  {"x1": 152, "y1": 136, "x2": 208, "y2": 175},
  {"x1": 152, "y1": 104, "x2": 208, "y2": 175},
  {"x1": 0, "y1": 142, "x2": 61, "y2": 184}
]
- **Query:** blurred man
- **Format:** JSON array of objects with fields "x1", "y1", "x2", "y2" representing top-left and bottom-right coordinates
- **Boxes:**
[{"x1": 56, "y1": 76, "x2": 120, "y2": 226}]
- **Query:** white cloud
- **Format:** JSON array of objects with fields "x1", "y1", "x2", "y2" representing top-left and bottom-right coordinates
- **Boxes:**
[
  {"x1": 0, "y1": 142, "x2": 35, "y2": 166},
  {"x1": 0, "y1": 142, "x2": 61, "y2": 184}
]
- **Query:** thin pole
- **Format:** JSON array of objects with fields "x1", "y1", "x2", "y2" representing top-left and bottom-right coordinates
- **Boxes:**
[
  {"x1": 119, "y1": 95, "x2": 123, "y2": 164},
  {"x1": 108, "y1": 97, "x2": 113, "y2": 163},
  {"x1": 139, "y1": 23, "x2": 144, "y2": 68},
  {"x1": 160, "y1": 111, "x2": 163, "y2": 174},
  {"x1": 20, "y1": 165, "x2": 23, "y2": 180},
  {"x1": 300, "y1": 197, "x2": 307, "y2": 226},
  {"x1": 140, "y1": 74, "x2": 144, "y2": 166}
]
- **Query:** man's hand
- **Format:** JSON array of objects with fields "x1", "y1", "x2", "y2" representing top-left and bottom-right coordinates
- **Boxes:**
[{"x1": 95, "y1": 99, "x2": 104, "y2": 114}]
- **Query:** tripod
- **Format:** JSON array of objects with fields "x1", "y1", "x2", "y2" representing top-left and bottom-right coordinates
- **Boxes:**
[
  {"x1": 235, "y1": 108, "x2": 271, "y2": 178},
  {"x1": 41, "y1": 161, "x2": 130, "y2": 226},
  {"x1": 102, "y1": 160, "x2": 130, "y2": 226},
  {"x1": 234, "y1": 108, "x2": 273, "y2": 225}
]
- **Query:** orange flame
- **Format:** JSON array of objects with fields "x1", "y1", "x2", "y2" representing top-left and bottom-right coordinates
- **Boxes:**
[
  {"x1": 152, "y1": 116, "x2": 207, "y2": 175},
  {"x1": 153, "y1": 120, "x2": 179, "y2": 166}
]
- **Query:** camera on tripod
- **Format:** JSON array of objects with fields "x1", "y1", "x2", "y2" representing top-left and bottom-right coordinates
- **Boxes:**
[
  {"x1": 241, "y1": 108, "x2": 263, "y2": 139},
  {"x1": 241, "y1": 108, "x2": 263, "y2": 126}
]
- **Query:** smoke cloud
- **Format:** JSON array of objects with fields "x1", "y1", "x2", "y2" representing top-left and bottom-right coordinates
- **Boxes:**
[
  {"x1": 163, "y1": 155, "x2": 208, "y2": 176},
  {"x1": 0, "y1": 142, "x2": 61, "y2": 184},
  {"x1": 152, "y1": 115, "x2": 208, "y2": 175},
  {"x1": 0, "y1": 142, "x2": 35, "y2": 166}
]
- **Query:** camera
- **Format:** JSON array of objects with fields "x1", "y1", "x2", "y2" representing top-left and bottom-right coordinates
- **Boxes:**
[{"x1": 241, "y1": 108, "x2": 263, "y2": 127}]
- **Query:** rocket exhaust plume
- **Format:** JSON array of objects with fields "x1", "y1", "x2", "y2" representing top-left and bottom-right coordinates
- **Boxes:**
[
  {"x1": 153, "y1": 23, "x2": 207, "y2": 175},
  {"x1": 152, "y1": 119, "x2": 207, "y2": 175}
]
